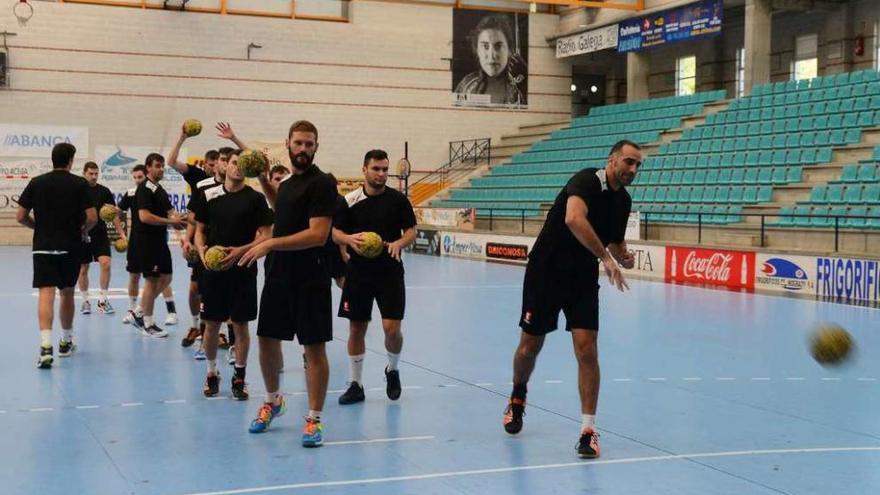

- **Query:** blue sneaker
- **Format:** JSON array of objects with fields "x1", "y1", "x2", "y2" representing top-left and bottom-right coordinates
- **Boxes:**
[
  {"x1": 193, "y1": 346, "x2": 206, "y2": 360},
  {"x1": 248, "y1": 397, "x2": 286, "y2": 434},
  {"x1": 302, "y1": 418, "x2": 324, "y2": 447}
]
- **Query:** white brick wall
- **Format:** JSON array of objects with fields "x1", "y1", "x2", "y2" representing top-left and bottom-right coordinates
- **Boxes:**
[{"x1": 0, "y1": 0, "x2": 571, "y2": 176}]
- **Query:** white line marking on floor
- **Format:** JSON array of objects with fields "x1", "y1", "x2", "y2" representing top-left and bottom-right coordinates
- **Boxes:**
[
  {"x1": 164, "y1": 399, "x2": 186, "y2": 404},
  {"x1": 751, "y1": 378, "x2": 771, "y2": 381},
  {"x1": 29, "y1": 407, "x2": 53, "y2": 412},
  {"x1": 0, "y1": 410, "x2": 6, "y2": 414},
  {"x1": 76, "y1": 405, "x2": 100, "y2": 409},
  {"x1": 206, "y1": 397, "x2": 228, "y2": 401},
  {"x1": 438, "y1": 384, "x2": 458, "y2": 388},
  {"x1": 544, "y1": 380, "x2": 563, "y2": 384},
  {"x1": 408, "y1": 285, "x2": 521, "y2": 290},
  {"x1": 857, "y1": 378, "x2": 877, "y2": 382},
  {"x1": 682, "y1": 377, "x2": 702, "y2": 381},
  {"x1": 612, "y1": 378, "x2": 632, "y2": 382},
  {"x1": 716, "y1": 377, "x2": 736, "y2": 381},
  {"x1": 178, "y1": 446, "x2": 880, "y2": 495},
  {"x1": 647, "y1": 378, "x2": 666, "y2": 382},
  {"x1": 475, "y1": 382, "x2": 494, "y2": 386},
  {"x1": 323, "y1": 435, "x2": 435, "y2": 447},
  {"x1": 821, "y1": 378, "x2": 841, "y2": 381},
  {"x1": 121, "y1": 402, "x2": 143, "y2": 407},
  {"x1": 786, "y1": 377, "x2": 806, "y2": 381}
]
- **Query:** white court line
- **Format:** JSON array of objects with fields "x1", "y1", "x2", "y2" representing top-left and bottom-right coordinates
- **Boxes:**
[
  {"x1": 475, "y1": 382, "x2": 494, "y2": 387},
  {"x1": 164, "y1": 399, "x2": 187, "y2": 404},
  {"x1": 857, "y1": 378, "x2": 877, "y2": 382},
  {"x1": 407, "y1": 285, "x2": 521, "y2": 290},
  {"x1": 821, "y1": 378, "x2": 842, "y2": 381},
  {"x1": 178, "y1": 446, "x2": 880, "y2": 495},
  {"x1": 438, "y1": 384, "x2": 458, "y2": 388},
  {"x1": 29, "y1": 407, "x2": 53, "y2": 412},
  {"x1": 612, "y1": 378, "x2": 632, "y2": 382},
  {"x1": 121, "y1": 402, "x2": 143, "y2": 407},
  {"x1": 751, "y1": 378, "x2": 771, "y2": 381},
  {"x1": 206, "y1": 397, "x2": 229, "y2": 401},
  {"x1": 647, "y1": 378, "x2": 666, "y2": 382},
  {"x1": 544, "y1": 380, "x2": 563, "y2": 384},
  {"x1": 682, "y1": 377, "x2": 702, "y2": 381},
  {"x1": 323, "y1": 435, "x2": 435, "y2": 447},
  {"x1": 716, "y1": 377, "x2": 736, "y2": 381},
  {"x1": 786, "y1": 377, "x2": 806, "y2": 381},
  {"x1": 76, "y1": 405, "x2": 100, "y2": 409}
]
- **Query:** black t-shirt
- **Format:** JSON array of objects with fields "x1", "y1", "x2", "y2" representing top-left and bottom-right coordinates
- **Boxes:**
[
  {"x1": 530, "y1": 168, "x2": 631, "y2": 270},
  {"x1": 117, "y1": 187, "x2": 139, "y2": 241},
  {"x1": 322, "y1": 194, "x2": 348, "y2": 255},
  {"x1": 195, "y1": 185, "x2": 273, "y2": 248},
  {"x1": 86, "y1": 183, "x2": 116, "y2": 240},
  {"x1": 18, "y1": 170, "x2": 92, "y2": 252},
  {"x1": 337, "y1": 186, "x2": 417, "y2": 272},
  {"x1": 187, "y1": 176, "x2": 222, "y2": 242},
  {"x1": 265, "y1": 165, "x2": 336, "y2": 280},
  {"x1": 182, "y1": 165, "x2": 209, "y2": 193},
  {"x1": 135, "y1": 180, "x2": 173, "y2": 241}
]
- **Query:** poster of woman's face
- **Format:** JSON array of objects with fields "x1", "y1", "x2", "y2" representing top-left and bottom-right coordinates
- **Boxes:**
[{"x1": 452, "y1": 9, "x2": 528, "y2": 108}]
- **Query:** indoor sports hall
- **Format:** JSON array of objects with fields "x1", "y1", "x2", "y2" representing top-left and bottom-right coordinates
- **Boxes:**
[{"x1": 0, "y1": 1, "x2": 877, "y2": 494}]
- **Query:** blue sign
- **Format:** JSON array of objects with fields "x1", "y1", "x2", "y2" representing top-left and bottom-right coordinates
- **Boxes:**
[
  {"x1": 816, "y1": 257, "x2": 880, "y2": 303},
  {"x1": 618, "y1": 0, "x2": 723, "y2": 53}
]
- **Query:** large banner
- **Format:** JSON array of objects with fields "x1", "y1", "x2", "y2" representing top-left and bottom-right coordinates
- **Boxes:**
[
  {"x1": 0, "y1": 124, "x2": 89, "y2": 158},
  {"x1": 755, "y1": 253, "x2": 816, "y2": 294},
  {"x1": 618, "y1": 0, "x2": 723, "y2": 53},
  {"x1": 623, "y1": 242, "x2": 665, "y2": 280},
  {"x1": 415, "y1": 207, "x2": 476, "y2": 231},
  {"x1": 665, "y1": 245, "x2": 756, "y2": 290},
  {"x1": 411, "y1": 228, "x2": 441, "y2": 256},
  {"x1": 95, "y1": 145, "x2": 189, "y2": 212},
  {"x1": 556, "y1": 24, "x2": 618, "y2": 58},
  {"x1": 815, "y1": 256, "x2": 880, "y2": 304},
  {"x1": 440, "y1": 231, "x2": 534, "y2": 263},
  {"x1": 452, "y1": 9, "x2": 528, "y2": 108},
  {"x1": 0, "y1": 157, "x2": 70, "y2": 211}
]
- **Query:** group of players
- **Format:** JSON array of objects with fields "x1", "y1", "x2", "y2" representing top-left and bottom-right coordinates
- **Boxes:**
[{"x1": 17, "y1": 117, "x2": 641, "y2": 458}]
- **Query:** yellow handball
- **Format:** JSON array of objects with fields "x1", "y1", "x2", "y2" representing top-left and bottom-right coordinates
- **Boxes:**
[
  {"x1": 183, "y1": 118, "x2": 202, "y2": 137},
  {"x1": 238, "y1": 149, "x2": 270, "y2": 178},
  {"x1": 183, "y1": 248, "x2": 201, "y2": 264},
  {"x1": 809, "y1": 324, "x2": 854, "y2": 366},
  {"x1": 204, "y1": 246, "x2": 228, "y2": 271},
  {"x1": 113, "y1": 238, "x2": 128, "y2": 253},
  {"x1": 359, "y1": 232, "x2": 385, "y2": 259},
  {"x1": 99, "y1": 205, "x2": 117, "y2": 222}
]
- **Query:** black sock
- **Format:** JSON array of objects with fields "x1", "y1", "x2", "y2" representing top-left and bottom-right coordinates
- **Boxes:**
[
  {"x1": 512, "y1": 383, "x2": 527, "y2": 401},
  {"x1": 227, "y1": 324, "x2": 236, "y2": 345},
  {"x1": 165, "y1": 301, "x2": 176, "y2": 313},
  {"x1": 234, "y1": 366, "x2": 246, "y2": 379}
]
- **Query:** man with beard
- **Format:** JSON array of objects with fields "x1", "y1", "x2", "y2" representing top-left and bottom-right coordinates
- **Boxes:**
[
  {"x1": 335, "y1": 150, "x2": 417, "y2": 405},
  {"x1": 77, "y1": 162, "x2": 125, "y2": 315},
  {"x1": 502, "y1": 140, "x2": 640, "y2": 460},
  {"x1": 239, "y1": 120, "x2": 336, "y2": 448}
]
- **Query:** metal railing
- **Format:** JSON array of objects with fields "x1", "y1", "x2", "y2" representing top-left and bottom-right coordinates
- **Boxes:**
[{"x1": 409, "y1": 138, "x2": 492, "y2": 195}]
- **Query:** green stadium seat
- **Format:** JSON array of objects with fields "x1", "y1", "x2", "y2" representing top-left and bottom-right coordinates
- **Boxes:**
[
  {"x1": 775, "y1": 206, "x2": 795, "y2": 227},
  {"x1": 729, "y1": 186, "x2": 744, "y2": 203},
  {"x1": 718, "y1": 168, "x2": 732, "y2": 184},
  {"x1": 846, "y1": 206, "x2": 868, "y2": 228},
  {"x1": 757, "y1": 186, "x2": 773, "y2": 202},
  {"x1": 838, "y1": 164, "x2": 858, "y2": 182},
  {"x1": 758, "y1": 168, "x2": 773, "y2": 184},
  {"x1": 826, "y1": 184, "x2": 844, "y2": 203},
  {"x1": 844, "y1": 185, "x2": 863, "y2": 203},
  {"x1": 793, "y1": 205, "x2": 812, "y2": 227},
  {"x1": 716, "y1": 186, "x2": 730, "y2": 203},
  {"x1": 771, "y1": 167, "x2": 787, "y2": 184},
  {"x1": 744, "y1": 168, "x2": 759, "y2": 184},
  {"x1": 706, "y1": 169, "x2": 719, "y2": 184},
  {"x1": 810, "y1": 185, "x2": 827, "y2": 203},
  {"x1": 863, "y1": 184, "x2": 880, "y2": 204},
  {"x1": 786, "y1": 166, "x2": 803, "y2": 183},
  {"x1": 857, "y1": 164, "x2": 877, "y2": 182},
  {"x1": 868, "y1": 207, "x2": 880, "y2": 229},
  {"x1": 811, "y1": 206, "x2": 832, "y2": 228}
]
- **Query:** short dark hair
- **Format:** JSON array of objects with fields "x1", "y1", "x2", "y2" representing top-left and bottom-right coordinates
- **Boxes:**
[
  {"x1": 363, "y1": 149, "x2": 389, "y2": 167},
  {"x1": 83, "y1": 161, "x2": 99, "y2": 172},
  {"x1": 609, "y1": 140, "x2": 640, "y2": 156},
  {"x1": 205, "y1": 150, "x2": 219, "y2": 161},
  {"x1": 228, "y1": 149, "x2": 243, "y2": 159},
  {"x1": 288, "y1": 120, "x2": 318, "y2": 141},
  {"x1": 51, "y1": 143, "x2": 76, "y2": 169},
  {"x1": 270, "y1": 165, "x2": 289, "y2": 176},
  {"x1": 218, "y1": 146, "x2": 234, "y2": 158},
  {"x1": 131, "y1": 164, "x2": 147, "y2": 175},
  {"x1": 144, "y1": 153, "x2": 164, "y2": 168},
  {"x1": 470, "y1": 14, "x2": 515, "y2": 60}
]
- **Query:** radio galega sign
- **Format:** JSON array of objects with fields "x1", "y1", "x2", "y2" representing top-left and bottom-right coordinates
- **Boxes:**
[
  {"x1": 0, "y1": 124, "x2": 89, "y2": 158},
  {"x1": 556, "y1": 24, "x2": 619, "y2": 58}
]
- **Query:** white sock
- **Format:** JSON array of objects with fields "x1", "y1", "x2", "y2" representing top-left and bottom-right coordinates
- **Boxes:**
[
  {"x1": 40, "y1": 329, "x2": 52, "y2": 347},
  {"x1": 135, "y1": 305, "x2": 143, "y2": 316},
  {"x1": 581, "y1": 414, "x2": 596, "y2": 431},
  {"x1": 143, "y1": 315, "x2": 154, "y2": 328},
  {"x1": 350, "y1": 354, "x2": 365, "y2": 384},
  {"x1": 307, "y1": 409, "x2": 322, "y2": 422},
  {"x1": 80, "y1": 290, "x2": 89, "y2": 301},
  {"x1": 129, "y1": 297, "x2": 138, "y2": 311},
  {"x1": 207, "y1": 359, "x2": 217, "y2": 375},
  {"x1": 192, "y1": 313, "x2": 200, "y2": 329},
  {"x1": 265, "y1": 391, "x2": 280, "y2": 404},
  {"x1": 387, "y1": 351, "x2": 400, "y2": 371},
  {"x1": 99, "y1": 289, "x2": 108, "y2": 302},
  {"x1": 61, "y1": 328, "x2": 73, "y2": 343}
]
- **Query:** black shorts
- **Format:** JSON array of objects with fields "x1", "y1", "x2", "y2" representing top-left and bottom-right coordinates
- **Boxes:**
[
  {"x1": 139, "y1": 237, "x2": 172, "y2": 278},
  {"x1": 79, "y1": 237, "x2": 111, "y2": 264},
  {"x1": 33, "y1": 252, "x2": 80, "y2": 289},
  {"x1": 256, "y1": 276, "x2": 332, "y2": 345},
  {"x1": 338, "y1": 267, "x2": 405, "y2": 321},
  {"x1": 519, "y1": 259, "x2": 599, "y2": 335},
  {"x1": 126, "y1": 238, "x2": 142, "y2": 274},
  {"x1": 324, "y1": 245, "x2": 347, "y2": 279},
  {"x1": 190, "y1": 262, "x2": 204, "y2": 283},
  {"x1": 200, "y1": 267, "x2": 258, "y2": 323}
]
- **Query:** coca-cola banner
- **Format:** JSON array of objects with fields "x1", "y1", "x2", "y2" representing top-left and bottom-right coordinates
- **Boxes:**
[{"x1": 665, "y1": 246, "x2": 756, "y2": 290}]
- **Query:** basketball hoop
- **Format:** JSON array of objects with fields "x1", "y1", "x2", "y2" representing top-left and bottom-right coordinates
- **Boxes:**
[{"x1": 14, "y1": 1, "x2": 33, "y2": 28}]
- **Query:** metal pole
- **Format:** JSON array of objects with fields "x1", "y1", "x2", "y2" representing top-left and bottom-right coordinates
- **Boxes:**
[
  {"x1": 697, "y1": 213, "x2": 702, "y2": 244},
  {"x1": 760, "y1": 215, "x2": 765, "y2": 247},
  {"x1": 834, "y1": 216, "x2": 839, "y2": 252},
  {"x1": 489, "y1": 209, "x2": 494, "y2": 231},
  {"x1": 521, "y1": 209, "x2": 525, "y2": 233}
]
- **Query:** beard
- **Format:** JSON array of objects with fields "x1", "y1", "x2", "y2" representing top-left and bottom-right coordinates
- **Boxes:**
[{"x1": 289, "y1": 150, "x2": 314, "y2": 171}]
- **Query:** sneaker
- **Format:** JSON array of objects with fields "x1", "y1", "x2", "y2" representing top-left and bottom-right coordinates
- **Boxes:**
[
  {"x1": 227, "y1": 346, "x2": 236, "y2": 365},
  {"x1": 248, "y1": 397, "x2": 287, "y2": 434},
  {"x1": 575, "y1": 429, "x2": 601, "y2": 459},
  {"x1": 203, "y1": 372, "x2": 220, "y2": 397},
  {"x1": 97, "y1": 300, "x2": 114, "y2": 314},
  {"x1": 142, "y1": 324, "x2": 168, "y2": 338},
  {"x1": 218, "y1": 333, "x2": 230, "y2": 350},
  {"x1": 122, "y1": 311, "x2": 134, "y2": 324},
  {"x1": 36, "y1": 345, "x2": 53, "y2": 369},
  {"x1": 58, "y1": 339, "x2": 75, "y2": 357},
  {"x1": 80, "y1": 301, "x2": 91, "y2": 315},
  {"x1": 128, "y1": 310, "x2": 145, "y2": 330},
  {"x1": 338, "y1": 382, "x2": 365, "y2": 405},
  {"x1": 301, "y1": 418, "x2": 324, "y2": 448},
  {"x1": 181, "y1": 327, "x2": 201, "y2": 348},
  {"x1": 165, "y1": 313, "x2": 178, "y2": 326},
  {"x1": 385, "y1": 366, "x2": 401, "y2": 401},
  {"x1": 503, "y1": 398, "x2": 526, "y2": 435},
  {"x1": 193, "y1": 346, "x2": 206, "y2": 360},
  {"x1": 231, "y1": 376, "x2": 249, "y2": 400}
]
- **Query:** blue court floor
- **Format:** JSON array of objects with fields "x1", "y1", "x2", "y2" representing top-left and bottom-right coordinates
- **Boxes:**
[{"x1": 0, "y1": 245, "x2": 877, "y2": 495}]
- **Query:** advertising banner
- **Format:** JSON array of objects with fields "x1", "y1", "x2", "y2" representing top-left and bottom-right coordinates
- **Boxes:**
[
  {"x1": 485, "y1": 242, "x2": 528, "y2": 262},
  {"x1": 623, "y1": 242, "x2": 665, "y2": 280},
  {"x1": 815, "y1": 256, "x2": 880, "y2": 304},
  {"x1": 755, "y1": 253, "x2": 816, "y2": 294},
  {"x1": 665, "y1": 245, "x2": 755, "y2": 290},
  {"x1": 625, "y1": 210, "x2": 641, "y2": 241},
  {"x1": 439, "y1": 231, "x2": 535, "y2": 263},
  {"x1": 412, "y1": 228, "x2": 441, "y2": 256},
  {"x1": 0, "y1": 124, "x2": 89, "y2": 158},
  {"x1": 95, "y1": 145, "x2": 189, "y2": 212},
  {"x1": 618, "y1": 0, "x2": 723, "y2": 53},
  {"x1": 452, "y1": 9, "x2": 529, "y2": 108},
  {"x1": 556, "y1": 24, "x2": 619, "y2": 58},
  {"x1": 415, "y1": 207, "x2": 476, "y2": 231}
]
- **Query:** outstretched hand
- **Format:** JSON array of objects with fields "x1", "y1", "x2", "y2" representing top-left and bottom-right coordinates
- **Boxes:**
[{"x1": 216, "y1": 122, "x2": 236, "y2": 141}]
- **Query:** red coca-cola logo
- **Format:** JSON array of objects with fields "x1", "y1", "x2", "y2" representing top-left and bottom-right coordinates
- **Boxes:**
[{"x1": 683, "y1": 252, "x2": 733, "y2": 282}]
